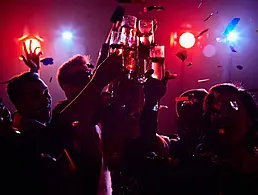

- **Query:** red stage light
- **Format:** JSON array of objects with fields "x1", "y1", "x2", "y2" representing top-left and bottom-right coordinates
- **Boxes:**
[
  {"x1": 179, "y1": 32, "x2": 196, "y2": 49},
  {"x1": 24, "y1": 38, "x2": 42, "y2": 54}
]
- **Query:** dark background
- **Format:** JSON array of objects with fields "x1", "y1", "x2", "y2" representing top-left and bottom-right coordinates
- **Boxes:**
[{"x1": 0, "y1": 0, "x2": 258, "y2": 135}]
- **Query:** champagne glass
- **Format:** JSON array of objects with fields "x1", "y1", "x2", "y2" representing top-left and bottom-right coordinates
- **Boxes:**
[
  {"x1": 149, "y1": 45, "x2": 165, "y2": 80},
  {"x1": 138, "y1": 20, "x2": 154, "y2": 45},
  {"x1": 122, "y1": 15, "x2": 137, "y2": 29},
  {"x1": 138, "y1": 20, "x2": 154, "y2": 35},
  {"x1": 109, "y1": 31, "x2": 123, "y2": 54}
]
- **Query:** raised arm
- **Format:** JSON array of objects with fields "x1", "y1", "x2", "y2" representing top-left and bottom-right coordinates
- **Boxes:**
[{"x1": 58, "y1": 53, "x2": 123, "y2": 126}]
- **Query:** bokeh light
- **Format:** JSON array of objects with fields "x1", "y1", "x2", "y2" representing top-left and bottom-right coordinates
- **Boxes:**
[
  {"x1": 62, "y1": 31, "x2": 73, "y2": 40},
  {"x1": 227, "y1": 31, "x2": 238, "y2": 42},
  {"x1": 179, "y1": 32, "x2": 196, "y2": 49},
  {"x1": 203, "y1": 45, "x2": 216, "y2": 57},
  {"x1": 24, "y1": 38, "x2": 41, "y2": 54}
]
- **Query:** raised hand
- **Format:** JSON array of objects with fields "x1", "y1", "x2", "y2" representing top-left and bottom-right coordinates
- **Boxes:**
[
  {"x1": 21, "y1": 40, "x2": 42, "y2": 73},
  {"x1": 143, "y1": 70, "x2": 175, "y2": 110}
]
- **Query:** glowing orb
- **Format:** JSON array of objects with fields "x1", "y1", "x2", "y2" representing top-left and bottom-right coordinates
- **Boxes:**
[{"x1": 179, "y1": 32, "x2": 196, "y2": 49}]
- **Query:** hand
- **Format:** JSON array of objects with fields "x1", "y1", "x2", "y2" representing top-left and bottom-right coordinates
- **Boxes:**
[
  {"x1": 21, "y1": 40, "x2": 42, "y2": 73},
  {"x1": 93, "y1": 52, "x2": 123, "y2": 87},
  {"x1": 143, "y1": 70, "x2": 171, "y2": 107}
]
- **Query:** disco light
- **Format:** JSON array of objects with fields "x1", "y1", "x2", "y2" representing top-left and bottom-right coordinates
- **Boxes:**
[
  {"x1": 62, "y1": 31, "x2": 73, "y2": 40},
  {"x1": 18, "y1": 34, "x2": 43, "y2": 55},
  {"x1": 226, "y1": 31, "x2": 238, "y2": 42},
  {"x1": 24, "y1": 38, "x2": 41, "y2": 54},
  {"x1": 179, "y1": 32, "x2": 196, "y2": 49}
]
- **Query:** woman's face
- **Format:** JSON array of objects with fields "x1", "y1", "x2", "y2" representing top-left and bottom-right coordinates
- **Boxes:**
[{"x1": 209, "y1": 90, "x2": 248, "y2": 143}]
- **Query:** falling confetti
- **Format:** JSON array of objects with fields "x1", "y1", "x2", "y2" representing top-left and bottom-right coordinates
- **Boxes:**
[
  {"x1": 196, "y1": 28, "x2": 209, "y2": 38},
  {"x1": 143, "y1": 5, "x2": 164, "y2": 12},
  {"x1": 256, "y1": 29, "x2": 258, "y2": 33},
  {"x1": 204, "y1": 11, "x2": 219, "y2": 22},
  {"x1": 223, "y1": 18, "x2": 240, "y2": 37},
  {"x1": 187, "y1": 63, "x2": 193, "y2": 67},
  {"x1": 176, "y1": 50, "x2": 187, "y2": 62},
  {"x1": 198, "y1": 0, "x2": 203, "y2": 8},
  {"x1": 217, "y1": 65, "x2": 223, "y2": 68},
  {"x1": 236, "y1": 65, "x2": 243, "y2": 70},
  {"x1": 49, "y1": 77, "x2": 53, "y2": 83},
  {"x1": 41, "y1": 153, "x2": 56, "y2": 161},
  {"x1": 168, "y1": 73, "x2": 177, "y2": 79},
  {"x1": 229, "y1": 46, "x2": 237, "y2": 52},
  {"x1": 72, "y1": 121, "x2": 79, "y2": 127},
  {"x1": 230, "y1": 101, "x2": 239, "y2": 111},
  {"x1": 159, "y1": 105, "x2": 169, "y2": 110},
  {"x1": 40, "y1": 58, "x2": 54, "y2": 66},
  {"x1": 197, "y1": 78, "x2": 210, "y2": 83}
]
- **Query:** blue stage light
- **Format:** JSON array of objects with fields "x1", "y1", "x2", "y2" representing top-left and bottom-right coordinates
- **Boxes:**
[{"x1": 62, "y1": 31, "x2": 73, "y2": 40}]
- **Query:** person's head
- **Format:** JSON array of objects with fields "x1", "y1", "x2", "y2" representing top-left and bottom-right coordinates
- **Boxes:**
[
  {"x1": 203, "y1": 83, "x2": 258, "y2": 143},
  {"x1": 177, "y1": 89, "x2": 208, "y2": 140},
  {"x1": 57, "y1": 55, "x2": 93, "y2": 100},
  {"x1": 176, "y1": 88, "x2": 208, "y2": 117},
  {"x1": 7, "y1": 72, "x2": 51, "y2": 124}
]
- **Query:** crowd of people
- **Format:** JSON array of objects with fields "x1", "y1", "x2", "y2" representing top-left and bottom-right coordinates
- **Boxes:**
[{"x1": 0, "y1": 41, "x2": 258, "y2": 195}]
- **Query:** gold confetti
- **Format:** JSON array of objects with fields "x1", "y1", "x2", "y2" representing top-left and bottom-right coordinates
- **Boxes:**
[{"x1": 197, "y1": 78, "x2": 210, "y2": 83}]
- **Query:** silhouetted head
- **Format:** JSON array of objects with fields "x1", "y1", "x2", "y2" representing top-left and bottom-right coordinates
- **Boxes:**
[
  {"x1": 176, "y1": 89, "x2": 208, "y2": 117},
  {"x1": 57, "y1": 55, "x2": 93, "y2": 100},
  {"x1": 203, "y1": 83, "x2": 258, "y2": 144},
  {"x1": 177, "y1": 89, "x2": 208, "y2": 141},
  {"x1": 7, "y1": 72, "x2": 51, "y2": 124}
]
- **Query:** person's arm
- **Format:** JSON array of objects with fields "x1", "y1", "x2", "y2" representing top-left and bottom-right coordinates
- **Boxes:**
[
  {"x1": 139, "y1": 72, "x2": 169, "y2": 154},
  {"x1": 57, "y1": 54, "x2": 123, "y2": 126}
]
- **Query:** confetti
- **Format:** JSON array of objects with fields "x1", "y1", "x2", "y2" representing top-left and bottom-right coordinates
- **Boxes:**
[
  {"x1": 187, "y1": 63, "x2": 193, "y2": 67},
  {"x1": 256, "y1": 29, "x2": 258, "y2": 33},
  {"x1": 223, "y1": 18, "x2": 240, "y2": 37},
  {"x1": 198, "y1": 0, "x2": 203, "y2": 8},
  {"x1": 49, "y1": 77, "x2": 53, "y2": 83},
  {"x1": 41, "y1": 153, "x2": 56, "y2": 161},
  {"x1": 41, "y1": 58, "x2": 54, "y2": 66},
  {"x1": 204, "y1": 13, "x2": 213, "y2": 22},
  {"x1": 230, "y1": 101, "x2": 239, "y2": 111},
  {"x1": 168, "y1": 73, "x2": 177, "y2": 79},
  {"x1": 236, "y1": 65, "x2": 243, "y2": 70},
  {"x1": 175, "y1": 96, "x2": 189, "y2": 102},
  {"x1": 204, "y1": 11, "x2": 219, "y2": 22},
  {"x1": 217, "y1": 65, "x2": 223, "y2": 68},
  {"x1": 229, "y1": 45, "x2": 237, "y2": 52},
  {"x1": 159, "y1": 105, "x2": 168, "y2": 110},
  {"x1": 197, "y1": 78, "x2": 210, "y2": 83},
  {"x1": 143, "y1": 5, "x2": 164, "y2": 12},
  {"x1": 72, "y1": 121, "x2": 79, "y2": 127},
  {"x1": 196, "y1": 28, "x2": 209, "y2": 38},
  {"x1": 176, "y1": 50, "x2": 187, "y2": 62}
]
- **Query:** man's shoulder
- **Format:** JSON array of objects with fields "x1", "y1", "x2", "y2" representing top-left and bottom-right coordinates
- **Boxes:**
[{"x1": 52, "y1": 100, "x2": 71, "y2": 116}]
